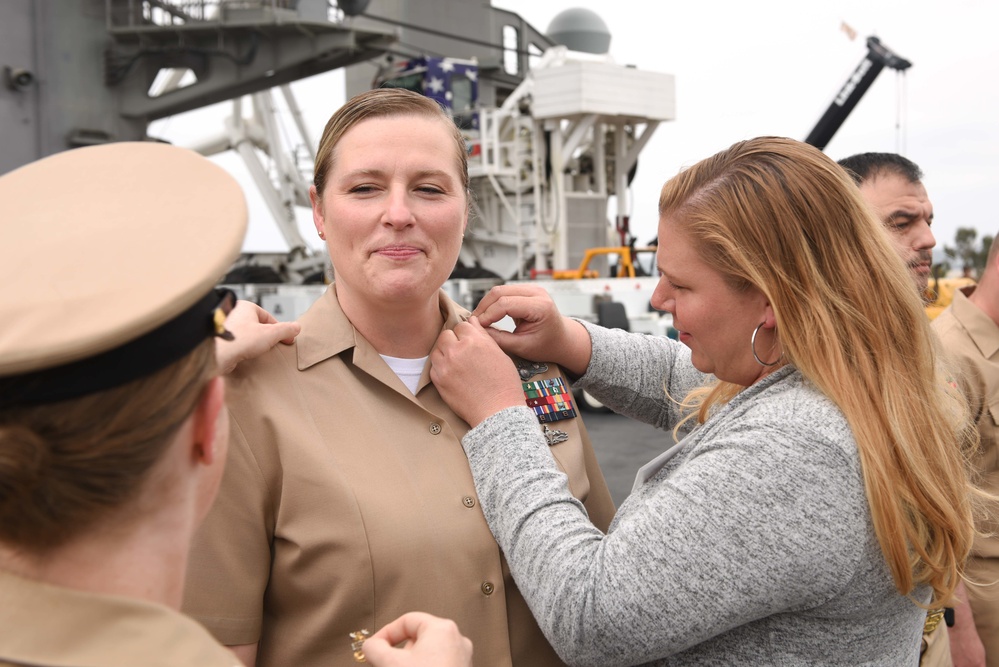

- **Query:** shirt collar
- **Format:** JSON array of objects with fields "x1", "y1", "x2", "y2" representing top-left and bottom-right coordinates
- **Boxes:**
[
  {"x1": 951, "y1": 286, "x2": 999, "y2": 358},
  {"x1": 295, "y1": 284, "x2": 469, "y2": 371}
]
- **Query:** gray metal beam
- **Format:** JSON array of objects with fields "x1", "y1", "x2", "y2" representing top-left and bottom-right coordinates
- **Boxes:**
[{"x1": 108, "y1": 20, "x2": 396, "y2": 119}]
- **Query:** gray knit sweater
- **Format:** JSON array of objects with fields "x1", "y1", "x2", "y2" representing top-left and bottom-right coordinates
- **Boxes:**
[{"x1": 462, "y1": 322, "x2": 928, "y2": 666}]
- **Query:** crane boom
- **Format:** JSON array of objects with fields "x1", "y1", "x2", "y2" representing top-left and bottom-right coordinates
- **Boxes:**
[{"x1": 805, "y1": 36, "x2": 912, "y2": 151}]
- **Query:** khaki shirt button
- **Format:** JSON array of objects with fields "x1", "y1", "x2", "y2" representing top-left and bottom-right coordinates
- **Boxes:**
[
  {"x1": 481, "y1": 581, "x2": 495, "y2": 596},
  {"x1": 462, "y1": 496, "x2": 476, "y2": 508},
  {"x1": 429, "y1": 422, "x2": 442, "y2": 435}
]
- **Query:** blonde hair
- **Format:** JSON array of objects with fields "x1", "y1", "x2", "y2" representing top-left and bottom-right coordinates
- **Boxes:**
[
  {"x1": 660, "y1": 137, "x2": 975, "y2": 605},
  {"x1": 0, "y1": 340, "x2": 217, "y2": 551},
  {"x1": 313, "y1": 87, "x2": 470, "y2": 197}
]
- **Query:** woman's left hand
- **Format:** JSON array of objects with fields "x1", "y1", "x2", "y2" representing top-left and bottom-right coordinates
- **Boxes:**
[{"x1": 430, "y1": 318, "x2": 526, "y2": 427}]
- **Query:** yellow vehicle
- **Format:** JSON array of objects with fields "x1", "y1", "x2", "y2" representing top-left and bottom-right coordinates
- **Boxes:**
[
  {"x1": 925, "y1": 276, "x2": 976, "y2": 320},
  {"x1": 544, "y1": 246, "x2": 658, "y2": 280}
]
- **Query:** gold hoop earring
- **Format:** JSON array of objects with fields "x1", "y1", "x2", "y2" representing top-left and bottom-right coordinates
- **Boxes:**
[{"x1": 751, "y1": 322, "x2": 783, "y2": 367}]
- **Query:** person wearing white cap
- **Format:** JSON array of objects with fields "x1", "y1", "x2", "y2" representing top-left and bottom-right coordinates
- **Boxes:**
[{"x1": 0, "y1": 142, "x2": 471, "y2": 667}]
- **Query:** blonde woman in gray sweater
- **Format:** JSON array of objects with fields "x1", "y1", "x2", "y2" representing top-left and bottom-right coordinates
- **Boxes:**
[{"x1": 430, "y1": 137, "x2": 977, "y2": 666}]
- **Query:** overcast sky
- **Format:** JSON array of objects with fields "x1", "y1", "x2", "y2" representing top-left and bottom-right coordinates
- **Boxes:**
[{"x1": 150, "y1": 0, "x2": 999, "y2": 260}]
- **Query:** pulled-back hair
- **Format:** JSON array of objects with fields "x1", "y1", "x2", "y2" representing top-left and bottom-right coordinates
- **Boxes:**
[
  {"x1": 837, "y1": 151, "x2": 923, "y2": 186},
  {"x1": 312, "y1": 87, "x2": 470, "y2": 197},
  {"x1": 661, "y1": 136, "x2": 974, "y2": 605},
  {"x1": 0, "y1": 339, "x2": 217, "y2": 551}
]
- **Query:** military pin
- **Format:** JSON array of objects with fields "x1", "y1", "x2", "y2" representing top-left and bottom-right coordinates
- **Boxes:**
[
  {"x1": 516, "y1": 359, "x2": 549, "y2": 381},
  {"x1": 212, "y1": 289, "x2": 237, "y2": 341},
  {"x1": 350, "y1": 629, "x2": 370, "y2": 663},
  {"x1": 543, "y1": 424, "x2": 569, "y2": 446}
]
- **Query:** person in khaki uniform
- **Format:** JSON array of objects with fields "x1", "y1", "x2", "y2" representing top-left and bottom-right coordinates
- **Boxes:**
[
  {"x1": 0, "y1": 142, "x2": 248, "y2": 667},
  {"x1": 839, "y1": 151, "x2": 986, "y2": 667},
  {"x1": 182, "y1": 88, "x2": 616, "y2": 667},
  {"x1": 933, "y1": 235, "x2": 999, "y2": 667},
  {"x1": 0, "y1": 142, "x2": 472, "y2": 667}
]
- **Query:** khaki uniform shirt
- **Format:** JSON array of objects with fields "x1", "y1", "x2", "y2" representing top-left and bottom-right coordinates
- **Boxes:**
[
  {"x1": 933, "y1": 286, "x2": 999, "y2": 557},
  {"x1": 183, "y1": 287, "x2": 616, "y2": 667},
  {"x1": 0, "y1": 568, "x2": 240, "y2": 667}
]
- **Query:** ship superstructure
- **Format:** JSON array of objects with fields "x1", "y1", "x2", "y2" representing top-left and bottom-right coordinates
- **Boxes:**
[{"x1": 3, "y1": 1, "x2": 679, "y2": 338}]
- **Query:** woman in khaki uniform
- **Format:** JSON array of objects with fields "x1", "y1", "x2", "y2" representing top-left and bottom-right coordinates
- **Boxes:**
[
  {"x1": 0, "y1": 142, "x2": 471, "y2": 667},
  {"x1": 0, "y1": 142, "x2": 249, "y2": 667},
  {"x1": 182, "y1": 88, "x2": 616, "y2": 667}
]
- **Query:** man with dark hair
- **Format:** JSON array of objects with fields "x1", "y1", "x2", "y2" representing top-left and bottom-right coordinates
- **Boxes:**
[
  {"x1": 839, "y1": 151, "x2": 925, "y2": 184},
  {"x1": 933, "y1": 235, "x2": 999, "y2": 667},
  {"x1": 838, "y1": 152, "x2": 935, "y2": 297},
  {"x1": 839, "y1": 152, "x2": 986, "y2": 667}
]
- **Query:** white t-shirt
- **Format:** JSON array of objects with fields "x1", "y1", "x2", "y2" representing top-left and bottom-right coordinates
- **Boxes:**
[{"x1": 380, "y1": 354, "x2": 429, "y2": 395}]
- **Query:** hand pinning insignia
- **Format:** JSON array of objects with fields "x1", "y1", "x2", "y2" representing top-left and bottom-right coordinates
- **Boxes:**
[
  {"x1": 543, "y1": 424, "x2": 569, "y2": 446},
  {"x1": 516, "y1": 359, "x2": 549, "y2": 381}
]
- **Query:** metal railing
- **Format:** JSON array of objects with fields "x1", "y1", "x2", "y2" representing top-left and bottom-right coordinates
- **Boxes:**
[{"x1": 106, "y1": 0, "x2": 350, "y2": 29}]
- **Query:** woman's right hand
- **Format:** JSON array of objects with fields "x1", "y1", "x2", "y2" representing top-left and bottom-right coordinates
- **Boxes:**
[
  {"x1": 472, "y1": 284, "x2": 592, "y2": 377},
  {"x1": 215, "y1": 301, "x2": 301, "y2": 375},
  {"x1": 361, "y1": 612, "x2": 472, "y2": 667}
]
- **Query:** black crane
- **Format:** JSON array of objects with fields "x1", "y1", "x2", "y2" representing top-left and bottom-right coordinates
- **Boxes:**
[{"x1": 805, "y1": 36, "x2": 912, "y2": 151}]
